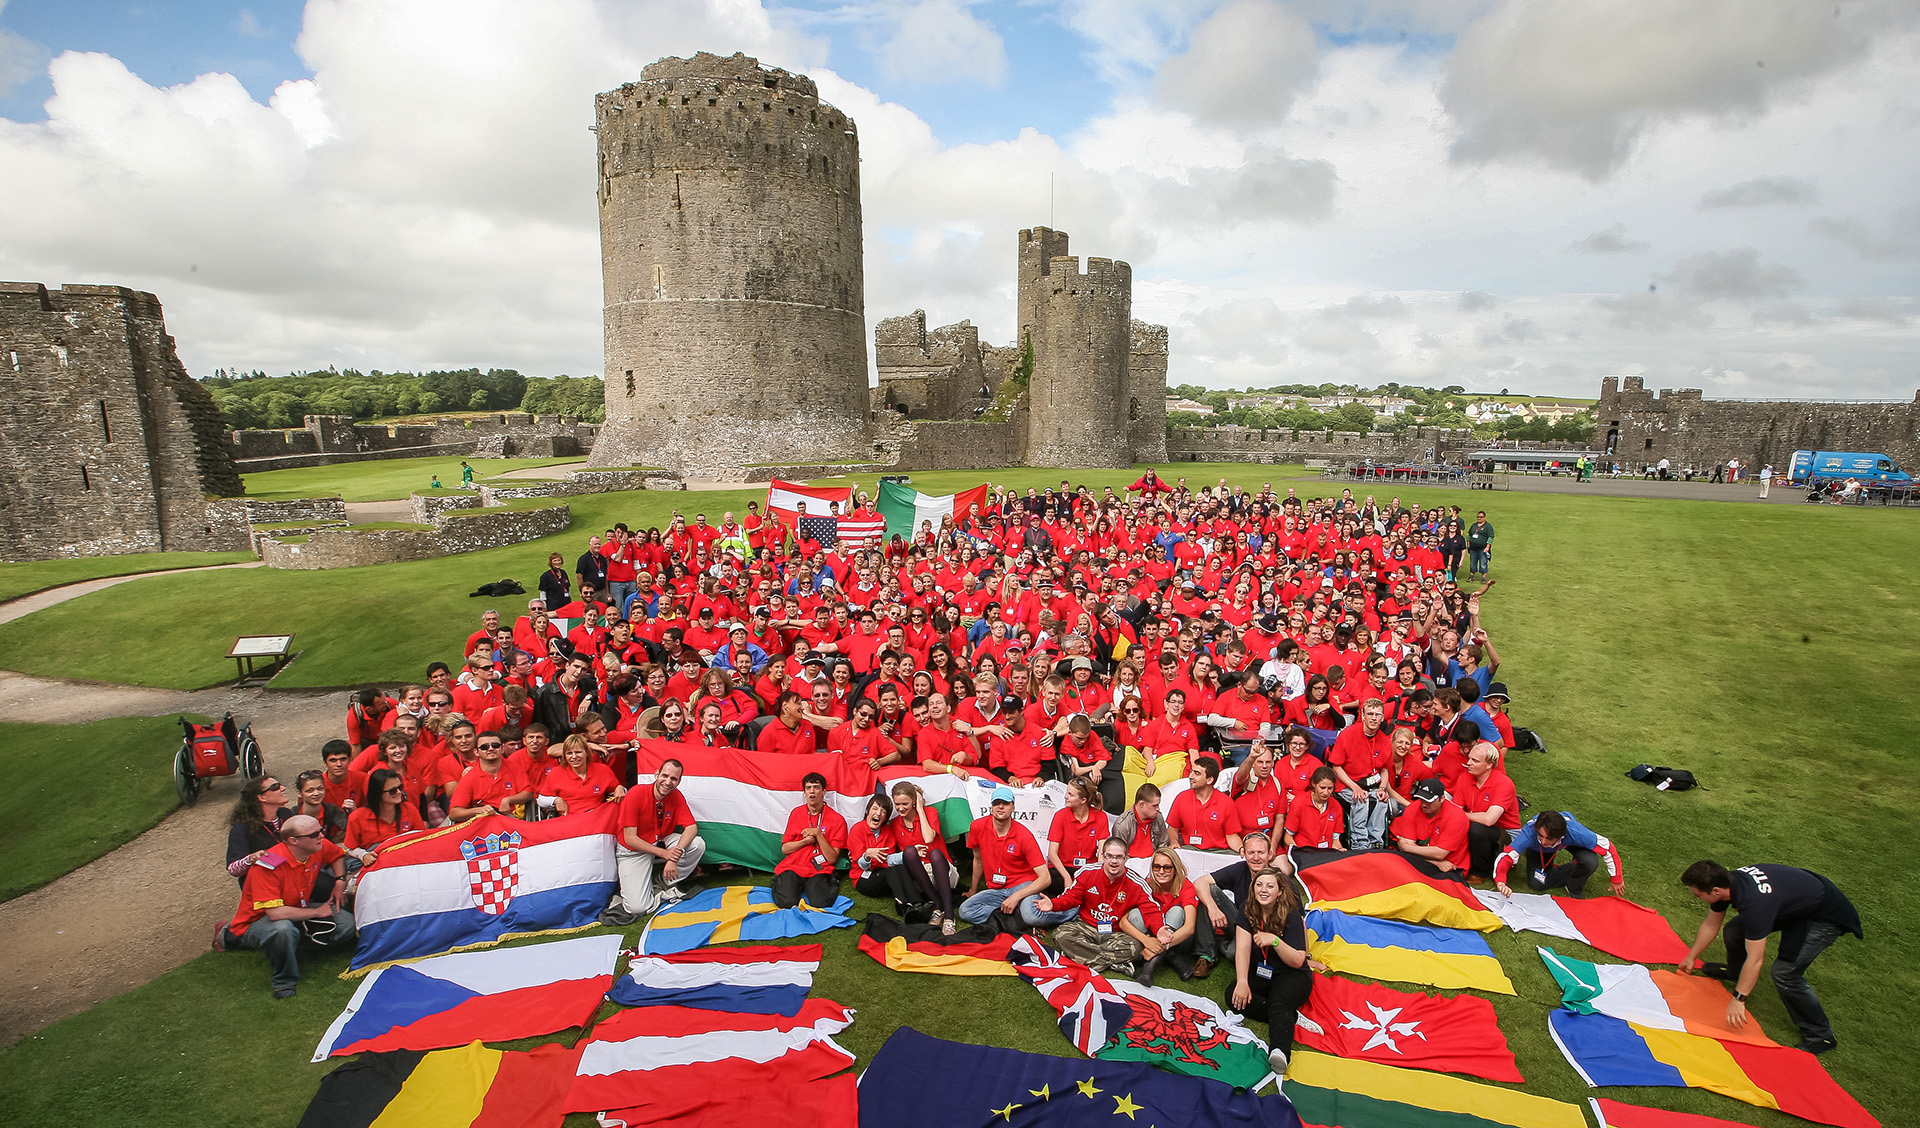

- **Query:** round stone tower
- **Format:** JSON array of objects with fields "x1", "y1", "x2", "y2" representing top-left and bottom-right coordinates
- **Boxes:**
[
  {"x1": 592, "y1": 53, "x2": 870, "y2": 472},
  {"x1": 1018, "y1": 227, "x2": 1133, "y2": 469}
]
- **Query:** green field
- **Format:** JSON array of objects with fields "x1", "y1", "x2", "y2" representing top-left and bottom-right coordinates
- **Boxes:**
[
  {"x1": 0, "y1": 716, "x2": 199, "y2": 902},
  {"x1": 241, "y1": 456, "x2": 585, "y2": 501},
  {"x1": 0, "y1": 462, "x2": 1912, "y2": 1127},
  {"x1": 0, "y1": 552, "x2": 255, "y2": 604}
]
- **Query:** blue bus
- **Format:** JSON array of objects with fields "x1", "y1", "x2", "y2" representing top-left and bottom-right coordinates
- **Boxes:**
[{"x1": 1787, "y1": 450, "x2": 1912, "y2": 485}]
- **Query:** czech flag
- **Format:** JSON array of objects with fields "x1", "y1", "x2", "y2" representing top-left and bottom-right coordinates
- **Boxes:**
[
  {"x1": 1548, "y1": 1010, "x2": 1879, "y2": 1128},
  {"x1": 608, "y1": 943, "x2": 819, "y2": 1015},
  {"x1": 348, "y1": 807, "x2": 618, "y2": 974},
  {"x1": 1477, "y1": 891, "x2": 1692, "y2": 965},
  {"x1": 1295, "y1": 851, "x2": 1502, "y2": 932},
  {"x1": 1538, "y1": 946, "x2": 1774, "y2": 1045},
  {"x1": 565, "y1": 1001, "x2": 858, "y2": 1126},
  {"x1": 1284, "y1": 1051, "x2": 1586, "y2": 1128},
  {"x1": 314, "y1": 934, "x2": 622, "y2": 1060},
  {"x1": 1306, "y1": 909, "x2": 1515, "y2": 994}
]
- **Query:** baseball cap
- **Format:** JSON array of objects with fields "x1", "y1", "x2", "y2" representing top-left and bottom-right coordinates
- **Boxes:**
[
  {"x1": 991, "y1": 785, "x2": 1016, "y2": 804},
  {"x1": 1410, "y1": 777, "x2": 1446, "y2": 802}
]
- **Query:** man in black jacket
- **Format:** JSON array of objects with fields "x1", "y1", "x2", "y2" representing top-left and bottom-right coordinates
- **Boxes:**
[{"x1": 1678, "y1": 860, "x2": 1862, "y2": 1055}]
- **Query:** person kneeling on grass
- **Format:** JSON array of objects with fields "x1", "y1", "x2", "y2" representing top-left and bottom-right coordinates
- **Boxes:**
[
  {"x1": 1494, "y1": 809, "x2": 1625, "y2": 898},
  {"x1": 1031, "y1": 837, "x2": 1164, "y2": 977},
  {"x1": 214, "y1": 814, "x2": 357, "y2": 999},
  {"x1": 772, "y1": 772, "x2": 846, "y2": 910},
  {"x1": 609, "y1": 758, "x2": 704, "y2": 924},
  {"x1": 1228, "y1": 865, "x2": 1325, "y2": 1075}
]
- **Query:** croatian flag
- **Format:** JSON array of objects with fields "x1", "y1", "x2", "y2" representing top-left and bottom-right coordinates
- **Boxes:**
[
  {"x1": 607, "y1": 943, "x2": 819, "y2": 1015},
  {"x1": 349, "y1": 807, "x2": 619, "y2": 974},
  {"x1": 313, "y1": 933, "x2": 623, "y2": 1060},
  {"x1": 565, "y1": 1000, "x2": 858, "y2": 1118}
]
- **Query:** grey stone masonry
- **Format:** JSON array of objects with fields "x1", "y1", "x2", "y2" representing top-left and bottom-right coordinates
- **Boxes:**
[
  {"x1": 1594, "y1": 376, "x2": 1920, "y2": 471},
  {"x1": 593, "y1": 52, "x2": 870, "y2": 474}
]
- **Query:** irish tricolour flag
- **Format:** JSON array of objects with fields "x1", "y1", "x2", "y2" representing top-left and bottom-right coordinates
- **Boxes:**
[{"x1": 876, "y1": 480, "x2": 989, "y2": 538}]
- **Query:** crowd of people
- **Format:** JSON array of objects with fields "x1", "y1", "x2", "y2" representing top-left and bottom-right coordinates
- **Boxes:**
[{"x1": 213, "y1": 469, "x2": 1857, "y2": 1062}]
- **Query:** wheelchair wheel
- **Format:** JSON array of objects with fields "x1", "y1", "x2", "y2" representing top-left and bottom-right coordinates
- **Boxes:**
[
  {"x1": 239, "y1": 730, "x2": 263, "y2": 780},
  {"x1": 173, "y1": 745, "x2": 198, "y2": 807}
]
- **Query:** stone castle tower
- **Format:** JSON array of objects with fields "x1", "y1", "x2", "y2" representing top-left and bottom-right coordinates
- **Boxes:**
[
  {"x1": 591, "y1": 53, "x2": 870, "y2": 473},
  {"x1": 1018, "y1": 227, "x2": 1135, "y2": 468},
  {"x1": 0, "y1": 282, "x2": 243, "y2": 560}
]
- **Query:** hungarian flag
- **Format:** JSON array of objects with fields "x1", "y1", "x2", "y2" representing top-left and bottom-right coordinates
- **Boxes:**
[
  {"x1": 1306, "y1": 909, "x2": 1514, "y2": 994},
  {"x1": 1538, "y1": 946, "x2": 1774, "y2": 1045},
  {"x1": 565, "y1": 1001, "x2": 858, "y2": 1124},
  {"x1": 765, "y1": 479, "x2": 851, "y2": 527},
  {"x1": 1296, "y1": 974, "x2": 1522, "y2": 1082},
  {"x1": 313, "y1": 934, "x2": 622, "y2": 1060},
  {"x1": 858, "y1": 915, "x2": 1017, "y2": 976},
  {"x1": 608, "y1": 943, "x2": 819, "y2": 1015},
  {"x1": 1294, "y1": 850, "x2": 1501, "y2": 932},
  {"x1": 298, "y1": 1041, "x2": 581, "y2": 1128},
  {"x1": 876, "y1": 480, "x2": 989, "y2": 539},
  {"x1": 1475, "y1": 890, "x2": 1692, "y2": 964},
  {"x1": 1284, "y1": 1051, "x2": 1586, "y2": 1128}
]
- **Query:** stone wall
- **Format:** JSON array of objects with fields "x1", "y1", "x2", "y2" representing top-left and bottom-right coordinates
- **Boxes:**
[
  {"x1": 0, "y1": 281, "x2": 245, "y2": 561},
  {"x1": 1127, "y1": 320, "x2": 1170, "y2": 463},
  {"x1": 1019, "y1": 229, "x2": 1135, "y2": 469},
  {"x1": 410, "y1": 492, "x2": 485, "y2": 523},
  {"x1": 1594, "y1": 376, "x2": 1920, "y2": 470},
  {"x1": 231, "y1": 414, "x2": 595, "y2": 473},
  {"x1": 873, "y1": 311, "x2": 991, "y2": 420},
  {"x1": 260, "y1": 502, "x2": 571, "y2": 570},
  {"x1": 1165, "y1": 425, "x2": 1475, "y2": 464},
  {"x1": 593, "y1": 52, "x2": 870, "y2": 474},
  {"x1": 477, "y1": 469, "x2": 653, "y2": 504}
]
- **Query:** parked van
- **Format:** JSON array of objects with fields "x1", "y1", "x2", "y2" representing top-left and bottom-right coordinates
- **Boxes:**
[{"x1": 1787, "y1": 450, "x2": 1912, "y2": 484}]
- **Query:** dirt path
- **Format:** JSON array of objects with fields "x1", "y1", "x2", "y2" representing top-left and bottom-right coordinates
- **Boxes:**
[
  {"x1": 0, "y1": 562, "x2": 265, "y2": 629},
  {"x1": 487, "y1": 465, "x2": 578, "y2": 481},
  {"x1": 342, "y1": 500, "x2": 417, "y2": 523},
  {"x1": 0, "y1": 676, "x2": 346, "y2": 1046}
]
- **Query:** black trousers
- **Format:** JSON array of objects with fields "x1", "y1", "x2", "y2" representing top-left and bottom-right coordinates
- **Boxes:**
[
  {"x1": 1725, "y1": 913, "x2": 1842, "y2": 1043},
  {"x1": 772, "y1": 870, "x2": 840, "y2": 910},
  {"x1": 1226, "y1": 962, "x2": 1314, "y2": 1055},
  {"x1": 1466, "y1": 823, "x2": 1508, "y2": 878},
  {"x1": 1519, "y1": 847, "x2": 1599, "y2": 895}
]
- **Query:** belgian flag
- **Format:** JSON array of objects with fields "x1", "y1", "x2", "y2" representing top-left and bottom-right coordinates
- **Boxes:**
[{"x1": 299, "y1": 1041, "x2": 580, "y2": 1128}]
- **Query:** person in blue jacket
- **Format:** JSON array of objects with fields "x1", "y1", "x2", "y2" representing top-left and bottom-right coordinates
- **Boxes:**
[{"x1": 1493, "y1": 809, "x2": 1626, "y2": 897}]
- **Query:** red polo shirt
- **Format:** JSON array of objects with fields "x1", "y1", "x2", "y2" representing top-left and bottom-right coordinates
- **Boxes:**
[
  {"x1": 916, "y1": 723, "x2": 976, "y2": 769},
  {"x1": 1390, "y1": 800, "x2": 1471, "y2": 871},
  {"x1": 229, "y1": 840, "x2": 344, "y2": 934},
  {"x1": 1285, "y1": 794, "x2": 1345, "y2": 849},
  {"x1": 1047, "y1": 807, "x2": 1111, "y2": 871},
  {"x1": 967, "y1": 816, "x2": 1045, "y2": 890},
  {"x1": 619, "y1": 784, "x2": 694, "y2": 845},
  {"x1": 774, "y1": 803, "x2": 848, "y2": 878},
  {"x1": 1166, "y1": 787, "x2": 1244, "y2": 850},
  {"x1": 758, "y1": 719, "x2": 820, "y2": 756},
  {"x1": 1450, "y1": 769, "x2": 1522, "y2": 830}
]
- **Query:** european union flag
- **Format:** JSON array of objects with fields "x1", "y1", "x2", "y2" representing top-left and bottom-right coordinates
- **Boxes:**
[{"x1": 858, "y1": 1028, "x2": 1300, "y2": 1128}]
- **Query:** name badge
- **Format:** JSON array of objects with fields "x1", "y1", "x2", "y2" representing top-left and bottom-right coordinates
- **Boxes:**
[
  {"x1": 1072, "y1": 857, "x2": 1086, "y2": 868},
  {"x1": 1256, "y1": 816, "x2": 1271, "y2": 827},
  {"x1": 812, "y1": 853, "x2": 826, "y2": 869},
  {"x1": 1533, "y1": 869, "x2": 1547, "y2": 885},
  {"x1": 990, "y1": 873, "x2": 1007, "y2": 886},
  {"x1": 1253, "y1": 963, "x2": 1273, "y2": 980},
  {"x1": 1096, "y1": 922, "x2": 1114, "y2": 934},
  {"x1": 1189, "y1": 835, "x2": 1204, "y2": 846}
]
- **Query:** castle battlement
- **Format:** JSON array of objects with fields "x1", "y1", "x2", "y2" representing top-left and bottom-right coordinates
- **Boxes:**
[{"x1": 1042, "y1": 255, "x2": 1131, "y2": 298}]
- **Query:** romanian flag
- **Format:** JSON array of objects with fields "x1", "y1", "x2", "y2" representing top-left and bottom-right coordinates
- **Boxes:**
[
  {"x1": 1306, "y1": 909, "x2": 1514, "y2": 994},
  {"x1": 636, "y1": 885, "x2": 854, "y2": 955},
  {"x1": 313, "y1": 934, "x2": 621, "y2": 1060},
  {"x1": 1284, "y1": 1051, "x2": 1586, "y2": 1128},
  {"x1": 1548, "y1": 1010, "x2": 1879, "y2": 1128},
  {"x1": 348, "y1": 807, "x2": 618, "y2": 975},
  {"x1": 1477, "y1": 891, "x2": 1692, "y2": 964},
  {"x1": 297, "y1": 1041, "x2": 580, "y2": 1128},
  {"x1": 1539, "y1": 946, "x2": 1774, "y2": 1045},
  {"x1": 1295, "y1": 851, "x2": 1502, "y2": 932},
  {"x1": 1296, "y1": 974, "x2": 1522, "y2": 1082},
  {"x1": 858, "y1": 915, "x2": 1017, "y2": 976},
  {"x1": 608, "y1": 943, "x2": 819, "y2": 1015}
]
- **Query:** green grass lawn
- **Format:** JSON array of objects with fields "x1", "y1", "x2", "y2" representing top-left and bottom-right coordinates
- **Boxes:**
[
  {"x1": 242, "y1": 456, "x2": 585, "y2": 501},
  {"x1": 0, "y1": 468, "x2": 1913, "y2": 1127},
  {"x1": 0, "y1": 552, "x2": 255, "y2": 604},
  {"x1": 0, "y1": 716, "x2": 197, "y2": 902}
]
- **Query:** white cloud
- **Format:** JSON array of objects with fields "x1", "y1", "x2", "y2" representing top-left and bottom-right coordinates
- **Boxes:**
[
  {"x1": 1810, "y1": 206, "x2": 1920, "y2": 260},
  {"x1": 1698, "y1": 175, "x2": 1816, "y2": 209},
  {"x1": 876, "y1": 0, "x2": 1005, "y2": 87},
  {"x1": 1153, "y1": 0, "x2": 1319, "y2": 127},
  {"x1": 1662, "y1": 247, "x2": 1802, "y2": 300},
  {"x1": 1572, "y1": 224, "x2": 1649, "y2": 253},
  {"x1": 1441, "y1": 0, "x2": 1919, "y2": 179}
]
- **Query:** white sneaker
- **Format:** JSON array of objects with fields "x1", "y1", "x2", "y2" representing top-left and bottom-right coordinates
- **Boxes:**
[
  {"x1": 1268, "y1": 1048, "x2": 1289, "y2": 1076},
  {"x1": 941, "y1": 916, "x2": 957, "y2": 936},
  {"x1": 656, "y1": 885, "x2": 686, "y2": 904}
]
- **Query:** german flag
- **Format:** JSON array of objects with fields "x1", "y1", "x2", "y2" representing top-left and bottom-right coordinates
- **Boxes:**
[
  {"x1": 298, "y1": 1041, "x2": 580, "y2": 1128},
  {"x1": 1294, "y1": 850, "x2": 1502, "y2": 931},
  {"x1": 1285, "y1": 1051, "x2": 1586, "y2": 1128},
  {"x1": 857, "y1": 914, "x2": 1018, "y2": 976}
]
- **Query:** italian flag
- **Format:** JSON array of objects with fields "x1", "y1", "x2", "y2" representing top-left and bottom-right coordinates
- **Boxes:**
[{"x1": 876, "y1": 480, "x2": 989, "y2": 539}]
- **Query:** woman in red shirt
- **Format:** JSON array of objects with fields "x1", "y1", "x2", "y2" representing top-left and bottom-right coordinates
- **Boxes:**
[
  {"x1": 1045, "y1": 778, "x2": 1110, "y2": 893},
  {"x1": 1111, "y1": 696, "x2": 1149, "y2": 753},
  {"x1": 344, "y1": 768, "x2": 424, "y2": 854},
  {"x1": 1285, "y1": 766, "x2": 1346, "y2": 852},
  {"x1": 543, "y1": 735, "x2": 624, "y2": 815},
  {"x1": 848, "y1": 795, "x2": 901, "y2": 900},
  {"x1": 888, "y1": 781, "x2": 956, "y2": 933},
  {"x1": 1138, "y1": 847, "x2": 1201, "y2": 984}
]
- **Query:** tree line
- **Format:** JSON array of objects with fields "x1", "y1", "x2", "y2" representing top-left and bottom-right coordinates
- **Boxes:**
[
  {"x1": 1164, "y1": 381, "x2": 1594, "y2": 443},
  {"x1": 203, "y1": 368, "x2": 606, "y2": 429}
]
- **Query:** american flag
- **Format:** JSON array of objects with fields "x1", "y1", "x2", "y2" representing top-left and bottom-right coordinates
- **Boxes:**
[
  {"x1": 836, "y1": 514, "x2": 887, "y2": 550},
  {"x1": 798, "y1": 513, "x2": 840, "y2": 547}
]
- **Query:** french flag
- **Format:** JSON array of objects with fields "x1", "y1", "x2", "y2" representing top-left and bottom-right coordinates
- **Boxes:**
[
  {"x1": 608, "y1": 943, "x2": 819, "y2": 1016},
  {"x1": 349, "y1": 807, "x2": 619, "y2": 974},
  {"x1": 565, "y1": 1000, "x2": 858, "y2": 1125},
  {"x1": 312, "y1": 933, "x2": 624, "y2": 1060}
]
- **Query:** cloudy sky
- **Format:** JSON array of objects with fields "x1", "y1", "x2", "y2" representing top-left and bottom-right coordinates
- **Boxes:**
[{"x1": 2, "y1": 0, "x2": 1916, "y2": 399}]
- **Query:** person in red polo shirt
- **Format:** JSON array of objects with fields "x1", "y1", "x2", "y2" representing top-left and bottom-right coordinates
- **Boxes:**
[
  {"x1": 957, "y1": 787, "x2": 1058, "y2": 927},
  {"x1": 1284, "y1": 766, "x2": 1346, "y2": 852},
  {"x1": 612, "y1": 758, "x2": 704, "y2": 921},
  {"x1": 758, "y1": 691, "x2": 820, "y2": 755},
  {"x1": 1166, "y1": 755, "x2": 1245, "y2": 852},
  {"x1": 215, "y1": 814, "x2": 355, "y2": 998},
  {"x1": 1327, "y1": 698, "x2": 1394, "y2": 848},
  {"x1": 1045, "y1": 777, "x2": 1110, "y2": 892},
  {"x1": 319, "y1": 741, "x2": 366, "y2": 812},
  {"x1": 772, "y1": 772, "x2": 846, "y2": 909},
  {"x1": 1032, "y1": 836, "x2": 1165, "y2": 976},
  {"x1": 1450, "y1": 742, "x2": 1520, "y2": 878},
  {"x1": 1391, "y1": 777, "x2": 1471, "y2": 877},
  {"x1": 448, "y1": 731, "x2": 533, "y2": 821},
  {"x1": 915, "y1": 692, "x2": 980, "y2": 780}
]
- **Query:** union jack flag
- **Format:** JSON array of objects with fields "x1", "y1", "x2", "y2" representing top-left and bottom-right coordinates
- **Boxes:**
[{"x1": 1008, "y1": 936, "x2": 1132, "y2": 1054}]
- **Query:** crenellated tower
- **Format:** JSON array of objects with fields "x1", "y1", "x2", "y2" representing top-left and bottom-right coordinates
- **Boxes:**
[{"x1": 1018, "y1": 227, "x2": 1135, "y2": 468}]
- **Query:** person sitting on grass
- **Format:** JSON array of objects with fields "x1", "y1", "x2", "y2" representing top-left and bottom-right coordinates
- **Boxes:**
[
  {"x1": 447, "y1": 730, "x2": 532, "y2": 822},
  {"x1": 1227, "y1": 865, "x2": 1326, "y2": 1075},
  {"x1": 226, "y1": 775, "x2": 295, "y2": 882},
  {"x1": 888, "y1": 780, "x2": 956, "y2": 933},
  {"x1": 214, "y1": 814, "x2": 357, "y2": 1000},
  {"x1": 1134, "y1": 847, "x2": 1201, "y2": 984},
  {"x1": 1449, "y1": 742, "x2": 1519, "y2": 879},
  {"x1": 291, "y1": 770, "x2": 350, "y2": 845},
  {"x1": 772, "y1": 772, "x2": 845, "y2": 910},
  {"x1": 1031, "y1": 837, "x2": 1163, "y2": 977},
  {"x1": 1391, "y1": 777, "x2": 1470, "y2": 878},
  {"x1": 957, "y1": 786, "x2": 1065, "y2": 930},
  {"x1": 344, "y1": 769, "x2": 423, "y2": 855},
  {"x1": 1284, "y1": 766, "x2": 1346, "y2": 853},
  {"x1": 540, "y1": 733, "x2": 624, "y2": 816}
]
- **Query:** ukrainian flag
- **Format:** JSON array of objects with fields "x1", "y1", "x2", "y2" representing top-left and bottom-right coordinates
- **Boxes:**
[
  {"x1": 638, "y1": 885, "x2": 855, "y2": 955},
  {"x1": 1306, "y1": 909, "x2": 1514, "y2": 994}
]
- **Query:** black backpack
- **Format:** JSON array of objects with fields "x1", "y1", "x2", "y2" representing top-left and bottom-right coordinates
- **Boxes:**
[
  {"x1": 470, "y1": 578, "x2": 526, "y2": 597},
  {"x1": 1627, "y1": 764, "x2": 1697, "y2": 791}
]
